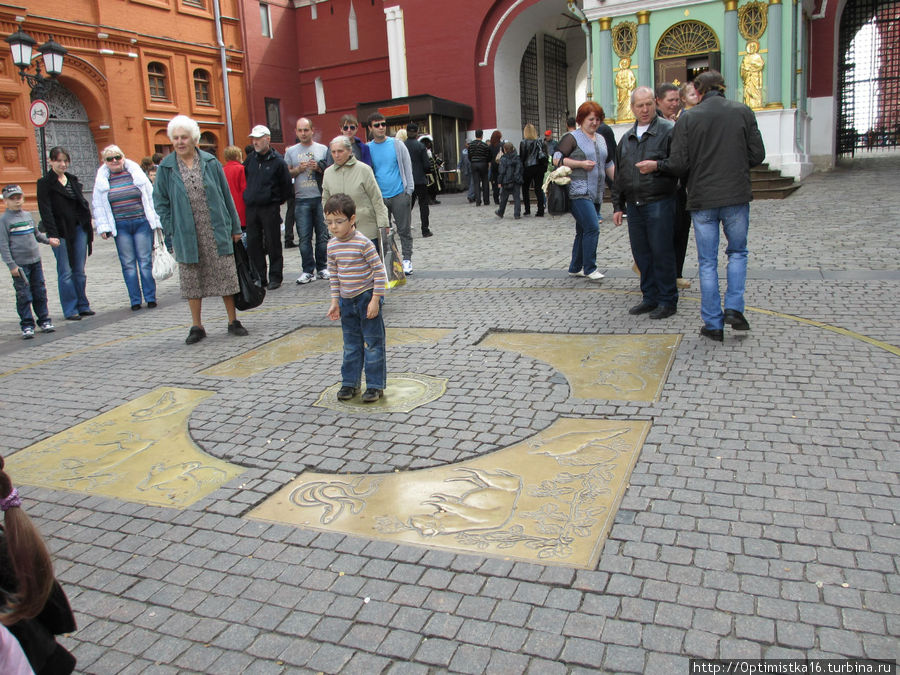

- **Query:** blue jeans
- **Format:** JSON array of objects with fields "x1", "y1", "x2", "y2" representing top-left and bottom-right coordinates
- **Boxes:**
[
  {"x1": 53, "y1": 227, "x2": 91, "y2": 318},
  {"x1": 12, "y1": 261, "x2": 50, "y2": 328},
  {"x1": 339, "y1": 289, "x2": 386, "y2": 390},
  {"x1": 294, "y1": 197, "x2": 328, "y2": 275},
  {"x1": 626, "y1": 197, "x2": 678, "y2": 307},
  {"x1": 569, "y1": 199, "x2": 601, "y2": 275},
  {"x1": 114, "y1": 217, "x2": 156, "y2": 306},
  {"x1": 692, "y1": 203, "x2": 750, "y2": 329}
]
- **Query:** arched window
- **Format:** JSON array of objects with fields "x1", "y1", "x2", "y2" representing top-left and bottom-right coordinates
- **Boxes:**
[
  {"x1": 193, "y1": 69, "x2": 212, "y2": 106},
  {"x1": 199, "y1": 131, "x2": 218, "y2": 157},
  {"x1": 656, "y1": 21, "x2": 720, "y2": 58},
  {"x1": 148, "y1": 62, "x2": 169, "y2": 101}
]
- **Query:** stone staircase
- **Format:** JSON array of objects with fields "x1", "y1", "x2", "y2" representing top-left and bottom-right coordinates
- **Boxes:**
[{"x1": 752, "y1": 163, "x2": 801, "y2": 199}]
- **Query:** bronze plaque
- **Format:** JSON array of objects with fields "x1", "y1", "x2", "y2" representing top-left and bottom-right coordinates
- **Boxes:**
[
  {"x1": 202, "y1": 327, "x2": 451, "y2": 378},
  {"x1": 6, "y1": 388, "x2": 244, "y2": 508},
  {"x1": 249, "y1": 417, "x2": 650, "y2": 569},
  {"x1": 480, "y1": 332, "x2": 681, "y2": 401}
]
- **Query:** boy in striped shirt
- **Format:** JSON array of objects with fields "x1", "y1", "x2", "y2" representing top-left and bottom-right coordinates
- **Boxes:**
[{"x1": 325, "y1": 193, "x2": 387, "y2": 403}]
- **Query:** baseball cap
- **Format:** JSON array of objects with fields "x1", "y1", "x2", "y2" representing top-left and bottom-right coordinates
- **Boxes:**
[
  {"x1": 2, "y1": 184, "x2": 24, "y2": 199},
  {"x1": 544, "y1": 129, "x2": 552, "y2": 137},
  {"x1": 249, "y1": 125, "x2": 271, "y2": 138}
]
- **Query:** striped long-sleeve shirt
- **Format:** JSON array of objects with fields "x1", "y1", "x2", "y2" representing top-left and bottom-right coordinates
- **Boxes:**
[{"x1": 327, "y1": 231, "x2": 386, "y2": 299}]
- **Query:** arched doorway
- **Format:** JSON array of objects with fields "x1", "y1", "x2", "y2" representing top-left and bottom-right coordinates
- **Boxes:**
[
  {"x1": 654, "y1": 21, "x2": 721, "y2": 86},
  {"x1": 35, "y1": 81, "x2": 99, "y2": 191},
  {"x1": 836, "y1": 0, "x2": 900, "y2": 156}
]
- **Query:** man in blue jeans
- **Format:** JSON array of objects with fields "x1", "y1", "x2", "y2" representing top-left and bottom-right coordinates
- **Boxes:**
[
  {"x1": 642, "y1": 70, "x2": 765, "y2": 342},
  {"x1": 612, "y1": 87, "x2": 679, "y2": 320},
  {"x1": 285, "y1": 117, "x2": 330, "y2": 285}
]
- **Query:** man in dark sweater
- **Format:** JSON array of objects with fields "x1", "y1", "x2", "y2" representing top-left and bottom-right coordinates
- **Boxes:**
[
  {"x1": 244, "y1": 125, "x2": 292, "y2": 290},
  {"x1": 466, "y1": 130, "x2": 491, "y2": 207},
  {"x1": 404, "y1": 122, "x2": 433, "y2": 237}
]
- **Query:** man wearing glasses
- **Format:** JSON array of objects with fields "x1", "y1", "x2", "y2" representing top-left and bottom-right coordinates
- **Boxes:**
[
  {"x1": 366, "y1": 112, "x2": 415, "y2": 275},
  {"x1": 324, "y1": 114, "x2": 372, "y2": 168}
]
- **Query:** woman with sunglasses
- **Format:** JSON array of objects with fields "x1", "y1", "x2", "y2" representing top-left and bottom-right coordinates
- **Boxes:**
[
  {"x1": 324, "y1": 114, "x2": 372, "y2": 168},
  {"x1": 91, "y1": 145, "x2": 161, "y2": 310},
  {"x1": 36, "y1": 146, "x2": 95, "y2": 321}
]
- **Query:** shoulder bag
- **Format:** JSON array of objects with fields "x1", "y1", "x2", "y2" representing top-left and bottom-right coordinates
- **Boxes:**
[{"x1": 151, "y1": 228, "x2": 176, "y2": 281}]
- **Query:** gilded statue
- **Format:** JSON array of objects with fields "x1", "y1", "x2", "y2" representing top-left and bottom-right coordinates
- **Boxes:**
[
  {"x1": 615, "y1": 58, "x2": 637, "y2": 122},
  {"x1": 741, "y1": 40, "x2": 765, "y2": 109}
]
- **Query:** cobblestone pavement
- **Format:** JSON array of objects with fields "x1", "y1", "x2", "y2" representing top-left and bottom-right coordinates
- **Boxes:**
[{"x1": 0, "y1": 153, "x2": 897, "y2": 673}]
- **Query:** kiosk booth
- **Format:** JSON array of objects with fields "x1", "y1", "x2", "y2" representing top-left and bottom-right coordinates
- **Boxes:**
[{"x1": 357, "y1": 94, "x2": 473, "y2": 192}]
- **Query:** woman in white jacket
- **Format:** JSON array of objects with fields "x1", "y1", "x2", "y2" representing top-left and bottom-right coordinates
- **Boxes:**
[{"x1": 92, "y1": 145, "x2": 162, "y2": 310}]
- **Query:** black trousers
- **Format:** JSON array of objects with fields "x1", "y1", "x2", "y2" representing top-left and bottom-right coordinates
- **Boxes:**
[
  {"x1": 283, "y1": 195, "x2": 296, "y2": 243},
  {"x1": 245, "y1": 203, "x2": 283, "y2": 285},
  {"x1": 470, "y1": 162, "x2": 490, "y2": 205},
  {"x1": 522, "y1": 165, "x2": 546, "y2": 214},
  {"x1": 673, "y1": 187, "x2": 691, "y2": 278},
  {"x1": 410, "y1": 183, "x2": 430, "y2": 230}
]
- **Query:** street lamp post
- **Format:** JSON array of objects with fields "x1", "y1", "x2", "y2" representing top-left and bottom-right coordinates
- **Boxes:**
[{"x1": 5, "y1": 27, "x2": 67, "y2": 174}]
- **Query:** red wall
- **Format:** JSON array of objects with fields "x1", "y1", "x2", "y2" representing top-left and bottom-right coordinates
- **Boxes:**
[{"x1": 808, "y1": 1, "x2": 838, "y2": 98}]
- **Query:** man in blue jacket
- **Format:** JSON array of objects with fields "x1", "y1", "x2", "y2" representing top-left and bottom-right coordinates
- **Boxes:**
[
  {"x1": 244, "y1": 125, "x2": 292, "y2": 290},
  {"x1": 643, "y1": 70, "x2": 766, "y2": 342}
]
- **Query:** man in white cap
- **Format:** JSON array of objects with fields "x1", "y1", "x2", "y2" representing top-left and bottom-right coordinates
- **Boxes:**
[{"x1": 244, "y1": 124, "x2": 292, "y2": 290}]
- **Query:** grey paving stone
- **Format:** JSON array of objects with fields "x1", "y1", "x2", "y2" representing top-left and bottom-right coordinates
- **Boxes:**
[{"x1": 414, "y1": 637, "x2": 458, "y2": 666}]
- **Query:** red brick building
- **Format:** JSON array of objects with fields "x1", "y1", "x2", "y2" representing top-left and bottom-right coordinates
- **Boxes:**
[{"x1": 0, "y1": 0, "x2": 249, "y2": 198}]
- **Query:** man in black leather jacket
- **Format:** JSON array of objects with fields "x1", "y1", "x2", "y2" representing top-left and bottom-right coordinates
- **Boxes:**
[{"x1": 612, "y1": 86, "x2": 679, "y2": 320}]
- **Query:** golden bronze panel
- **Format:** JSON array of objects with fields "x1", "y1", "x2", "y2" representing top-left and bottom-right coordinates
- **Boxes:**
[
  {"x1": 201, "y1": 327, "x2": 451, "y2": 378},
  {"x1": 249, "y1": 417, "x2": 650, "y2": 569},
  {"x1": 314, "y1": 373, "x2": 448, "y2": 414},
  {"x1": 480, "y1": 333, "x2": 680, "y2": 401},
  {"x1": 6, "y1": 388, "x2": 244, "y2": 508}
]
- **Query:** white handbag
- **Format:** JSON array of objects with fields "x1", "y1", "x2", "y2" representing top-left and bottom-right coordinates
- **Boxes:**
[{"x1": 151, "y1": 228, "x2": 176, "y2": 281}]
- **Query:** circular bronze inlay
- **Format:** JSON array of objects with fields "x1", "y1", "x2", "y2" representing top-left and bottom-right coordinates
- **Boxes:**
[{"x1": 315, "y1": 372, "x2": 448, "y2": 414}]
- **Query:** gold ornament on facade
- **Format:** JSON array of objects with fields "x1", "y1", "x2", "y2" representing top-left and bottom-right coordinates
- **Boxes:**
[
  {"x1": 655, "y1": 21, "x2": 720, "y2": 58},
  {"x1": 615, "y1": 57, "x2": 638, "y2": 122},
  {"x1": 738, "y1": 1, "x2": 768, "y2": 40},
  {"x1": 741, "y1": 40, "x2": 765, "y2": 108},
  {"x1": 612, "y1": 22, "x2": 637, "y2": 58}
]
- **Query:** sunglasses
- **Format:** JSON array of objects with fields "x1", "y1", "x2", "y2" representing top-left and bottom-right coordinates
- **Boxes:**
[
  {"x1": 371, "y1": 122, "x2": 386, "y2": 128},
  {"x1": 342, "y1": 124, "x2": 357, "y2": 131},
  {"x1": 105, "y1": 155, "x2": 123, "y2": 162}
]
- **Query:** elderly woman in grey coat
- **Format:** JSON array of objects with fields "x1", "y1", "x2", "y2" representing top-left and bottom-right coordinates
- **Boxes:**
[
  {"x1": 152, "y1": 114, "x2": 247, "y2": 344},
  {"x1": 321, "y1": 135, "x2": 388, "y2": 245}
]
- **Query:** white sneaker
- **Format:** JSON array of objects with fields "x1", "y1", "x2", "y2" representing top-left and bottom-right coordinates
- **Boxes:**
[
  {"x1": 402, "y1": 259, "x2": 412, "y2": 275},
  {"x1": 568, "y1": 270, "x2": 585, "y2": 277},
  {"x1": 295, "y1": 272, "x2": 315, "y2": 284},
  {"x1": 317, "y1": 269, "x2": 330, "y2": 280},
  {"x1": 22, "y1": 326, "x2": 34, "y2": 339},
  {"x1": 586, "y1": 270, "x2": 605, "y2": 281}
]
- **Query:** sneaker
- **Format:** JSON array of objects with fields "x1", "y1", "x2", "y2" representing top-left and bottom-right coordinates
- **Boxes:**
[
  {"x1": 22, "y1": 326, "x2": 34, "y2": 340},
  {"x1": 361, "y1": 388, "x2": 383, "y2": 403},
  {"x1": 296, "y1": 272, "x2": 315, "y2": 284},
  {"x1": 585, "y1": 270, "x2": 605, "y2": 281},
  {"x1": 337, "y1": 386, "x2": 358, "y2": 401},
  {"x1": 316, "y1": 269, "x2": 330, "y2": 280},
  {"x1": 227, "y1": 320, "x2": 248, "y2": 336},
  {"x1": 402, "y1": 259, "x2": 412, "y2": 275},
  {"x1": 39, "y1": 321, "x2": 55, "y2": 333},
  {"x1": 568, "y1": 270, "x2": 585, "y2": 277}
]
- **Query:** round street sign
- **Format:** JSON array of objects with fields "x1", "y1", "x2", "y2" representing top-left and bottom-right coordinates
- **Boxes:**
[{"x1": 30, "y1": 100, "x2": 50, "y2": 128}]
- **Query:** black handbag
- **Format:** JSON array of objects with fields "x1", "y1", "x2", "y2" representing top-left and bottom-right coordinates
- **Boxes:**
[
  {"x1": 232, "y1": 241, "x2": 266, "y2": 311},
  {"x1": 547, "y1": 181, "x2": 571, "y2": 215}
]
